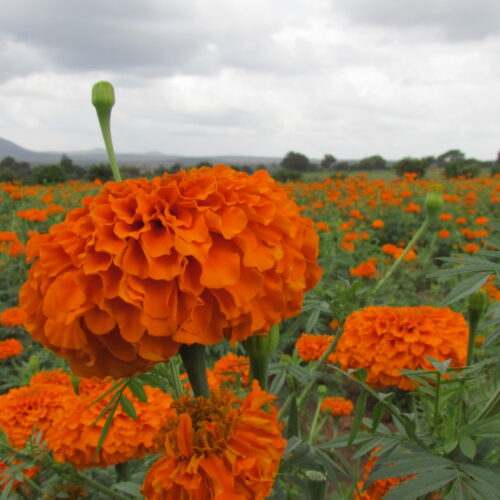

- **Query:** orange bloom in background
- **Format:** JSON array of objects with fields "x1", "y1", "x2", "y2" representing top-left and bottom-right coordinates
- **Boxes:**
[
  {"x1": 29, "y1": 369, "x2": 72, "y2": 388},
  {"x1": 16, "y1": 209, "x2": 47, "y2": 222},
  {"x1": 210, "y1": 351, "x2": 250, "y2": 387},
  {"x1": 0, "y1": 460, "x2": 38, "y2": 493},
  {"x1": 475, "y1": 216, "x2": 488, "y2": 225},
  {"x1": 382, "y1": 244, "x2": 416, "y2": 262},
  {"x1": 0, "y1": 338, "x2": 23, "y2": 360},
  {"x1": 350, "y1": 258, "x2": 378, "y2": 279},
  {"x1": 455, "y1": 217, "x2": 466, "y2": 224},
  {"x1": 316, "y1": 221, "x2": 330, "y2": 232},
  {"x1": 321, "y1": 397, "x2": 353, "y2": 416},
  {"x1": 464, "y1": 243, "x2": 480, "y2": 253},
  {"x1": 0, "y1": 307, "x2": 26, "y2": 327},
  {"x1": 482, "y1": 277, "x2": 500, "y2": 301},
  {"x1": 296, "y1": 333, "x2": 334, "y2": 362},
  {"x1": 403, "y1": 202, "x2": 421, "y2": 213},
  {"x1": 0, "y1": 383, "x2": 74, "y2": 449},
  {"x1": 335, "y1": 306, "x2": 468, "y2": 390},
  {"x1": 439, "y1": 213, "x2": 453, "y2": 221},
  {"x1": 45, "y1": 381, "x2": 174, "y2": 469},
  {"x1": 371, "y1": 219, "x2": 384, "y2": 229},
  {"x1": 141, "y1": 381, "x2": 286, "y2": 500},
  {"x1": 0, "y1": 232, "x2": 24, "y2": 257},
  {"x1": 438, "y1": 229, "x2": 450, "y2": 239},
  {"x1": 329, "y1": 318, "x2": 339, "y2": 330},
  {"x1": 20, "y1": 166, "x2": 322, "y2": 378}
]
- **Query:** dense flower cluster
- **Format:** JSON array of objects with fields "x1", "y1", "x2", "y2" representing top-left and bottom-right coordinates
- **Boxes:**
[
  {"x1": 335, "y1": 306, "x2": 468, "y2": 390},
  {"x1": 296, "y1": 333, "x2": 334, "y2": 362},
  {"x1": 20, "y1": 165, "x2": 322, "y2": 377},
  {"x1": 0, "y1": 338, "x2": 23, "y2": 360},
  {"x1": 0, "y1": 231, "x2": 24, "y2": 257},
  {"x1": 45, "y1": 381, "x2": 174, "y2": 469},
  {"x1": 321, "y1": 397, "x2": 354, "y2": 416},
  {"x1": 142, "y1": 381, "x2": 286, "y2": 499},
  {"x1": 350, "y1": 258, "x2": 378, "y2": 279},
  {"x1": 0, "y1": 306, "x2": 26, "y2": 327},
  {"x1": 209, "y1": 351, "x2": 250, "y2": 387}
]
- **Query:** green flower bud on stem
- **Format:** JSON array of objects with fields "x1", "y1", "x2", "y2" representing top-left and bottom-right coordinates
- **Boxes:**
[
  {"x1": 305, "y1": 470, "x2": 327, "y2": 500},
  {"x1": 467, "y1": 289, "x2": 489, "y2": 365},
  {"x1": 28, "y1": 355, "x2": 39, "y2": 372},
  {"x1": 243, "y1": 324, "x2": 280, "y2": 390},
  {"x1": 424, "y1": 184, "x2": 444, "y2": 218},
  {"x1": 91, "y1": 81, "x2": 122, "y2": 182}
]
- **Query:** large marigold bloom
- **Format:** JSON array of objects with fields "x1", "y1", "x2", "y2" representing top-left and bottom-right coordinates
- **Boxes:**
[
  {"x1": 45, "y1": 382, "x2": 174, "y2": 469},
  {"x1": 0, "y1": 338, "x2": 23, "y2": 360},
  {"x1": 142, "y1": 381, "x2": 286, "y2": 500},
  {"x1": 0, "y1": 383, "x2": 73, "y2": 449},
  {"x1": 335, "y1": 306, "x2": 468, "y2": 390},
  {"x1": 19, "y1": 166, "x2": 322, "y2": 377}
]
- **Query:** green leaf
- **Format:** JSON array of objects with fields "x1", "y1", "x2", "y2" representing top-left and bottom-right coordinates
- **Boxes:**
[
  {"x1": 371, "y1": 401, "x2": 387, "y2": 433},
  {"x1": 287, "y1": 395, "x2": 299, "y2": 439},
  {"x1": 127, "y1": 378, "x2": 148, "y2": 403},
  {"x1": 443, "y1": 440, "x2": 458, "y2": 454},
  {"x1": 442, "y1": 272, "x2": 491, "y2": 306},
  {"x1": 120, "y1": 394, "x2": 138, "y2": 420},
  {"x1": 348, "y1": 389, "x2": 367, "y2": 446},
  {"x1": 113, "y1": 481, "x2": 141, "y2": 496},
  {"x1": 383, "y1": 468, "x2": 456, "y2": 500},
  {"x1": 369, "y1": 456, "x2": 451, "y2": 482},
  {"x1": 459, "y1": 436, "x2": 476, "y2": 459}
]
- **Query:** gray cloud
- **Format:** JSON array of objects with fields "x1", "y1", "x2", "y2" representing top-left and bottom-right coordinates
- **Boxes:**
[{"x1": 331, "y1": 0, "x2": 500, "y2": 40}]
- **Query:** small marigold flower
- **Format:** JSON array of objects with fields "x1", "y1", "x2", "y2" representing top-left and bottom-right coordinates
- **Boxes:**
[
  {"x1": 0, "y1": 383, "x2": 74, "y2": 449},
  {"x1": 0, "y1": 307, "x2": 26, "y2": 327},
  {"x1": 141, "y1": 381, "x2": 286, "y2": 500},
  {"x1": 329, "y1": 318, "x2": 339, "y2": 330},
  {"x1": 475, "y1": 216, "x2": 488, "y2": 225},
  {"x1": 19, "y1": 166, "x2": 322, "y2": 378},
  {"x1": 316, "y1": 221, "x2": 330, "y2": 232},
  {"x1": 455, "y1": 217, "x2": 466, "y2": 224},
  {"x1": 296, "y1": 333, "x2": 334, "y2": 362},
  {"x1": 0, "y1": 338, "x2": 23, "y2": 360},
  {"x1": 16, "y1": 209, "x2": 47, "y2": 222},
  {"x1": 439, "y1": 213, "x2": 453, "y2": 221},
  {"x1": 321, "y1": 397, "x2": 353, "y2": 416},
  {"x1": 335, "y1": 306, "x2": 468, "y2": 390},
  {"x1": 350, "y1": 258, "x2": 378, "y2": 279},
  {"x1": 29, "y1": 369, "x2": 72, "y2": 388},
  {"x1": 371, "y1": 219, "x2": 384, "y2": 229},
  {"x1": 464, "y1": 243, "x2": 480, "y2": 253},
  {"x1": 211, "y1": 351, "x2": 250, "y2": 387},
  {"x1": 438, "y1": 229, "x2": 450, "y2": 239},
  {"x1": 45, "y1": 381, "x2": 174, "y2": 469},
  {"x1": 403, "y1": 202, "x2": 421, "y2": 213}
]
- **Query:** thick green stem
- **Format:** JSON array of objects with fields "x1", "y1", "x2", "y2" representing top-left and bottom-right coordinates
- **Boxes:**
[
  {"x1": 248, "y1": 354, "x2": 269, "y2": 391},
  {"x1": 96, "y1": 108, "x2": 122, "y2": 182},
  {"x1": 466, "y1": 316, "x2": 480, "y2": 366},
  {"x1": 372, "y1": 217, "x2": 430, "y2": 296},
  {"x1": 179, "y1": 344, "x2": 210, "y2": 398},
  {"x1": 305, "y1": 471, "x2": 327, "y2": 500},
  {"x1": 433, "y1": 372, "x2": 441, "y2": 435}
]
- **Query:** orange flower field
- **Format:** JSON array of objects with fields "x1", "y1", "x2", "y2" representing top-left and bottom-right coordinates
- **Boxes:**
[{"x1": 1, "y1": 163, "x2": 500, "y2": 499}]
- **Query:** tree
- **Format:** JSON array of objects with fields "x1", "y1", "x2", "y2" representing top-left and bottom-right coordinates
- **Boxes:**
[
  {"x1": 394, "y1": 157, "x2": 427, "y2": 178},
  {"x1": 436, "y1": 149, "x2": 465, "y2": 167},
  {"x1": 356, "y1": 155, "x2": 387, "y2": 171},
  {"x1": 320, "y1": 154, "x2": 337, "y2": 170},
  {"x1": 0, "y1": 156, "x2": 16, "y2": 168},
  {"x1": 281, "y1": 151, "x2": 310, "y2": 172},
  {"x1": 87, "y1": 163, "x2": 113, "y2": 182},
  {"x1": 33, "y1": 164, "x2": 66, "y2": 184}
]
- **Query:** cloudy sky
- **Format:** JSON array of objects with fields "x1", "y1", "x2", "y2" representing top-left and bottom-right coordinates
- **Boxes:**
[{"x1": 1, "y1": 0, "x2": 499, "y2": 160}]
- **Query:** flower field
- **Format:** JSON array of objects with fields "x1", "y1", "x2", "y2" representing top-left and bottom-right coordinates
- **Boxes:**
[{"x1": 1, "y1": 165, "x2": 500, "y2": 500}]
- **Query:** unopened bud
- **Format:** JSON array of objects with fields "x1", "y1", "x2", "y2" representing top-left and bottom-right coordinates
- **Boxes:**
[
  {"x1": 468, "y1": 289, "x2": 489, "y2": 317},
  {"x1": 92, "y1": 81, "x2": 115, "y2": 111},
  {"x1": 425, "y1": 184, "x2": 444, "y2": 218}
]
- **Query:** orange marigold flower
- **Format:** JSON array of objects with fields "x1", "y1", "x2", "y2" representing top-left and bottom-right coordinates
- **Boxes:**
[
  {"x1": 329, "y1": 318, "x2": 339, "y2": 330},
  {"x1": 371, "y1": 219, "x2": 384, "y2": 229},
  {"x1": 296, "y1": 333, "x2": 334, "y2": 362},
  {"x1": 438, "y1": 229, "x2": 450, "y2": 239},
  {"x1": 45, "y1": 382, "x2": 174, "y2": 469},
  {"x1": 335, "y1": 306, "x2": 468, "y2": 390},
  {"x1": 0, "y1": 231, "x2": 24, "y2": 257},
  {"x1": 475, "y1": 216, "x2": 488, "y2": 225},
  {"x1": 321, "y1": 397, "x2": 353, "y2": 416},
  {"x1": 403, "y1": 202, "x2": 421, "y2": 213},
  {"x1": 439, "y1": 213, "x2": 453, "y2": 221},
  {"x1": 455, "y1": 217, "x2": 466, "y2": 224},
  {"x1": 316, "y1": 221, "x2": 330, "y2": 232},
  {"x1": 464, "y1": 243, "x2": 480, "y2": 253},
  {"x1": 381, "y1": 244, "x2": 416, "y2": 261},
  {"x1": 29, "y1": 369, "x2": 72, "y2": 388},
  {"x1": 211, "y1": 351, "x2": 250, "y2": 387},
  {"x1": 0, "y1": 383, "x2": 73, "y2": 449},
  {"x1": 0, "y1": 307, "x2": 26, "y2": 327},
  {"x1": 141, "y1": 381, "x2": 286, "y2": 500},
  {"x1": 0, "y1": 338, "x2": 23, "y2": 360},
  {"x1": 350, "y1": 258, "x2": 378, "y2": 279},
  {"x1": 16, "y1": 209, "x2": 47, "y2": 222},
  {"x1": 19, "y1": 166, "x2": 322, "y2": 378},
  {"x1": 0, "y1": 460, "x2": 38, "y2": 493}
]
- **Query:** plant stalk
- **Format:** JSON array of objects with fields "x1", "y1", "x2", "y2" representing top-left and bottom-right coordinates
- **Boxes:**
[{"x1": 179, "y1": 343, "x2": 210, "y2": 398}]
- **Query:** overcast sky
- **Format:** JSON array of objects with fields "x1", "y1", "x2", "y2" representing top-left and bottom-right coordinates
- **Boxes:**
[{"x1": 1, "y1": 0, "x2": 499, "y2": 160}]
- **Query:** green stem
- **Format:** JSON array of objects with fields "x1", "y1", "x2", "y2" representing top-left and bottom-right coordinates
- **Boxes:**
[
  {"x1": 308, "y1": 399, "x2": 323, "y2": 444},
  {"x1": 96, "y1": 108, "x2": 122, "y2": 182},
  {"x1": 248, "y1": 354, "x2": 269, "y2": 391},
  {"x1": 433, "y1": 372, "x2": 441, "y2": 435},
  {"x1": 179, "y1": 344, "x2": 210, "y2": 398},
  {"x1": 115, "y1": 461, "x2": 132, "y2": 482},
  {"x1": 166, "y1": 356, "x2": 184, "y2": 399},
  {"x1": 372, "y1": 217, "x2": 430, "y2": 296},
  {"x1": 466, "y1": 316, "x2": 480, "y2": 366}
]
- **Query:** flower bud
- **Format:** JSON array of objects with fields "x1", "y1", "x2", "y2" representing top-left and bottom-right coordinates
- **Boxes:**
[
  {"x1": 468, "y1": 289, "x2": 489, "y2": 318},
  {"x1": 91, "y1": 81, "x2": 115, "y2": 112},
  {"x1": 424, "y1": 184, "x2": 444, "y2": 218},
  {"x1": 28, "y1": 355, "x2": 39, "y2": 372}
]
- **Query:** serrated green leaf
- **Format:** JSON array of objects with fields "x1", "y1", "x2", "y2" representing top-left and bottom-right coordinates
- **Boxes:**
[
  {"x1": 369, "y1": 456, "x2": 451, "y2": 482},
  {"x1": 383, "y1": 468, "x2": 456, "y2": 500},
  {"x1": 442, "y1": 272, "x2": 491, "y2": 306},
  {"x1": 127, "y1": 378, "x2": 148, "y2": 403},
  {"x1": 287, "y1": 395, "x2": 299, "y2": 439},
  {"x1": 459, "y1": 436, "x2": 476, "y2": 459},
  {"x1": 371, "y1": 401, "x2": 387, "y2": 433},
  {"x1": 120, "y1": 394, "x2": 138, "y2": 420},
  {"x1": 348, "y1": 389, "x2": 367, "y2": 446},
  {"x1": 113, "y1": 481, "x2": 141, "y2": 496}
]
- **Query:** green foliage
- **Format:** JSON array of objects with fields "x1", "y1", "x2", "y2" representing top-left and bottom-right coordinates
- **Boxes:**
[
  {"x1": 272, "y1": 168, "x2": 303, "y2": 182},
  {"x1": 394, "y1": 157, "x2": 428, "y2": 178},
  {"x1": 444, "y1": 159, "x2": 482, "y2": 179},
  {"x1": 355, "y1": 155, "x2": 387, "y2": 171},
  {"x1": 32, "y1": 164, "x2": 66, "y2": 184},
  {"x1": 320, "y1": 154, "x2": 337, "y2": 171},
  {"x1": 281, "y1": 151, "x2": 310, "y2": 172},
  {"x1": 87, "y1": 163, "x2": 113, "y2": 182}
]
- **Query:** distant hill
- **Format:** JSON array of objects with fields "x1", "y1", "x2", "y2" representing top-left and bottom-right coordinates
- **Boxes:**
[{"x1": 0, "y1": 137, "x2": 283, "y2": 169}]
